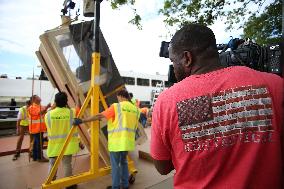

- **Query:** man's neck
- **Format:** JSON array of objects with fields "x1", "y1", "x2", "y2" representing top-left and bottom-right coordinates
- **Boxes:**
[
  {"x1": 192, "y1": 58, "x2": 225, "y2": 75},
  {"x1": 118, "y1": 98, "x2": 129, "y2": 103}
]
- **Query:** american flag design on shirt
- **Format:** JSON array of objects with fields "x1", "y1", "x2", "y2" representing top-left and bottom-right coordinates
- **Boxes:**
[{"x1": 176, "y1": 85, "x2": 274, "y2": 152}]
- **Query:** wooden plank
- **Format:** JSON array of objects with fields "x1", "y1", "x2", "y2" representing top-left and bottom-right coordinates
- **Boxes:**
[{"x1": 38, "y1": 29, "x2": 110, "y2": 166}]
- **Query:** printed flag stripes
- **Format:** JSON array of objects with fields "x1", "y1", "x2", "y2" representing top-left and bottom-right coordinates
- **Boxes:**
[{"x1": 176, "y1": 85, "x2": 273, "y2": 151}]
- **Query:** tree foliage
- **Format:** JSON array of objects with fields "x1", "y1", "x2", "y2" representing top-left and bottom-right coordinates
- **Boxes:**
[
  {"x1": 242, "y1": 0, "x2": 282, "y2": 45},
  {"x1": 109, "y1": 0, "x2": 142, "y2": 29},
  {"x1": 109, "y1": 0, "x2": 282, "y2": 45}
]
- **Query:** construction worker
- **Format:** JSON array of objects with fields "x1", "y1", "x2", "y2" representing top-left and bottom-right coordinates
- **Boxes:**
[
  {"x1": 139, "y1": 107, "x2": 149, "y2": 128},
  {"x1": 28, "y1": 95, "x2": 51, "y2": 162},
  {"x1": 151, "y1": 24, "x2": 284, "y2": 188},
  {"x1": 12, "y1": 100, "x2": 31, "y2": 161},
  {"x1": 73, "y1": 89, "x2": 140, "y2": 189},
  {"x1": 45, "y1": 92, "x2": 79, "y2": 189}
]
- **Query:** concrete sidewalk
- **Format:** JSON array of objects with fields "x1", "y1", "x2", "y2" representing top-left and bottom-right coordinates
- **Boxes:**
[{"x1": 0, "y1": 128, "x2": 174, "y2": 189}]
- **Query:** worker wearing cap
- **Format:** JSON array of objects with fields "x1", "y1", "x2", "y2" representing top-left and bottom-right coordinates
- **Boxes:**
[
  {"x1": 28, "y1": 95, "x2": 51, "y2": 162},
  {"x1": 73, "y1": 89, "x2": 140, "y2": 189},
  {"x1": 12, "y1": 100, "x2": 31, "y2": 161}
]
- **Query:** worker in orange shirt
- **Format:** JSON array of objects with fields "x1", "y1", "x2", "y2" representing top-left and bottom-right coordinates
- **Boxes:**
[
  {"x1": 139, "y1": 107, "x2": 149, "y2": 128},
  {"x1": 28, "y1": 95, "x2": 51, "y2": 162}
]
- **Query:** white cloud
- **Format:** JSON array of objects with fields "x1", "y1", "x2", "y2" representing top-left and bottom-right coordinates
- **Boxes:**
[
  {"x1": 0, "y1": 0, "x2": 243, "y2": 78},
  {"x1": 99, "y1": 1, "x2": 171, "y2": 75},
  {"x1": 210, "y1": 19, "x2": 243, "y2": 44},
  {"x1": 0, "y1": 0, "x2": 62, "y2": 56}
]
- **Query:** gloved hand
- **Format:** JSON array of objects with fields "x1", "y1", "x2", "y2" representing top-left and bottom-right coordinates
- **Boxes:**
[{"x1": 73, "y1": 118, "x2": 83, "y2": 125}]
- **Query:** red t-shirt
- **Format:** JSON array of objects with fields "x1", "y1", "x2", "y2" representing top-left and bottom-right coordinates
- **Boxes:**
[{"x1": 151, "y1": 66, "x2": 283, "y2": 189}]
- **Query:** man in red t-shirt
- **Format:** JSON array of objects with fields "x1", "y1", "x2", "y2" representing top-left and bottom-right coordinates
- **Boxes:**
[{"x1": 150, "y1": 24, "x2": 283, "y2": 189}]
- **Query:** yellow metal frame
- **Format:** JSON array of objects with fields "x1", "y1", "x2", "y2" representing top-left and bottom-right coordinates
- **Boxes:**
[{"x1": 42, "y1": 53, "x2": 137, "y2": 189}]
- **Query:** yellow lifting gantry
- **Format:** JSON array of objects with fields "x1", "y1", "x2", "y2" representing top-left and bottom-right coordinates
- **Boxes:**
[{"x1": 42, "y1": 1, "x2": 137, "y2": 188}]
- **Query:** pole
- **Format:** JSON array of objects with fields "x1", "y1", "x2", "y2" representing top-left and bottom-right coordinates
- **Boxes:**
[
  {"x1": 94, "y1": 0, "x2": 100, "y2": 52},
  {"x1": 28, "y1": 68, "x2": 35, "y2": 162},
  {"x1": 39, "y1": 77, "x2": 43, "y2": 160},
  {"x1": 90, "y1": 0, "x2": 101, "y2": 174}
]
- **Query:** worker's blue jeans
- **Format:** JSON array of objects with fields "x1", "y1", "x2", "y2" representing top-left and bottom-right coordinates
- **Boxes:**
[
  {"x1": 32, "y1": 133, "x2": 42, "y2": 160},
  {"x1": 109, "y1": 151, "x2": 129, "y2": 189},
  {"x1": 139, "y1": 113, "x2": 147, "y2": 127}
]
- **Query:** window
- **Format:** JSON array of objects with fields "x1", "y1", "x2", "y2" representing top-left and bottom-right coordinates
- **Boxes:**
[
  {"x1": 137, "y1": 78, "x2": 149, "y2": 86},
  {"x1": 122, "y1": 77, "x2": 135, "y2": 85},
  {"x1": 140, "y1": 101, "x2": 151, "y2": 108},
  {"x1": 151, "y1": 79, "x2": 163, "y2": 87}
]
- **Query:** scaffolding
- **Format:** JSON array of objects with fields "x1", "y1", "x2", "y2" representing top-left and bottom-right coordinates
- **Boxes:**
[{"x1": 37, "y1": 1, "x2": 144, "y2": 188}]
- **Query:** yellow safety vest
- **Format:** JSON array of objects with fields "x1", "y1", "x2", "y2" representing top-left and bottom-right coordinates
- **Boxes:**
[
  {"x1": 45, "y1": 107, "x2": 79, "y2": 158},
  {"x1": 19, "y1": 106, "x2": 29, "y2": 126},
  {"x1": 107, "y1": 101, "x2": 140, "y2": 152}
]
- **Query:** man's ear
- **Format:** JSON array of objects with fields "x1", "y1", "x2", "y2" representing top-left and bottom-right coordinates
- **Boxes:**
[{"x1": 183, "y1": 51, "x2": 192, "y2": 67}]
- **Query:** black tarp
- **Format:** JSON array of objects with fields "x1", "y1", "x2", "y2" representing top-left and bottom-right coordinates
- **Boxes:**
[{"x1": 69, "y1": 20, "x2": 125, "y2": 108}]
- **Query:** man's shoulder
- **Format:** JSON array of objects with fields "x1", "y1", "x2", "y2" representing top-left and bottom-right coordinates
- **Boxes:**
[
  {"x1": 51, "y1": 107, "x2": 72, "y2": 112},
  {"x1": 232, "y1": 66, "x2": 281, "y2": 78},
  {"x1": 120, "y1": 101, "x2": 136, "y2": 108}
]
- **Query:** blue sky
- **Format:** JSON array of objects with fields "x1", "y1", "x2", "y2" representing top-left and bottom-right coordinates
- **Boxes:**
[
  {"x1": 0, "y1": 0, "x2": 244, "y2": 79},
  {"x1": 0, "y1": 52, "x2": 39, "y2": 78}
]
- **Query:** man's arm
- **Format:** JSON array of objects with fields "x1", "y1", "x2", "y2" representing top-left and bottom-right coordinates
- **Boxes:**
[
  {"x1": 16, "y1": 120, "x2": 20, "y2": 135},
  {"x1": 73, "y1": 105, "x2": 114, "y2": 125},
  {"x1": 75, "y1": 92, "x2": 82, "y2": 108},
  {"x1": 16, "y1": 110, "x2": 22, "y2": 135},
  {"x1": 153, "y1": 159, "x2": 174, "y2": 175},
  {"x1": 40, "y1": 103, "x2": 51, "y2": 114},
  {"x1": 82, "y1": 113, "x2": 106, "y2": 123},
  {"x1": 150, "y1": 96, "x2": 175, "y2": 175}
]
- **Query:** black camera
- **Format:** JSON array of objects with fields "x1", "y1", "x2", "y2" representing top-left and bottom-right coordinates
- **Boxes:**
[
  {"x1": 159, "y1": 41, "x2": 170, "y2": 58},
  {"x1": 159, "y1": 40, "x2": 283, "y2": 84}
]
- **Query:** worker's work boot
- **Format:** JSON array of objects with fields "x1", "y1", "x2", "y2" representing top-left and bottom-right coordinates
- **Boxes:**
[
  {"x1": 12, "y1": 152, "x2": 20, "y2": 161},
  {"x1": 38, "y1": 157, "x2": 49, "y2": 162},
  {"x1": 106, "y1": 186, "x2": 128, "y2": 189}
]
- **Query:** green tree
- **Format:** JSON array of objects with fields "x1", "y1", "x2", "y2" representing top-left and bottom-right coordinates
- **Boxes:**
[
  {"x1": 242, "y1": 0, "x2": 282, "y2": 45},
  {"x1": 110, "y1": 0, "x2": 282, "y2": 45}
]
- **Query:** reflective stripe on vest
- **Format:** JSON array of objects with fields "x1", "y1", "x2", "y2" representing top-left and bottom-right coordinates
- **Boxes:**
[
  {"x1": 45, "y1": 107, "x2": 79, "y2": 157},
  {"x1": 29, "y1": 119, "x2": 42, "y2": 124},
  {"x1": 107, "y1": 103, "x2": 136, "y2": 134},
  {"x1": 48, "y1": 133, "x2": 79, "y2": 140},
  {"x1": 47, "y1": 111, "x2": 51, "y2": 129},
  {"x1": 107, "y1": 102, "x2": 140, "y2": 152}
]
